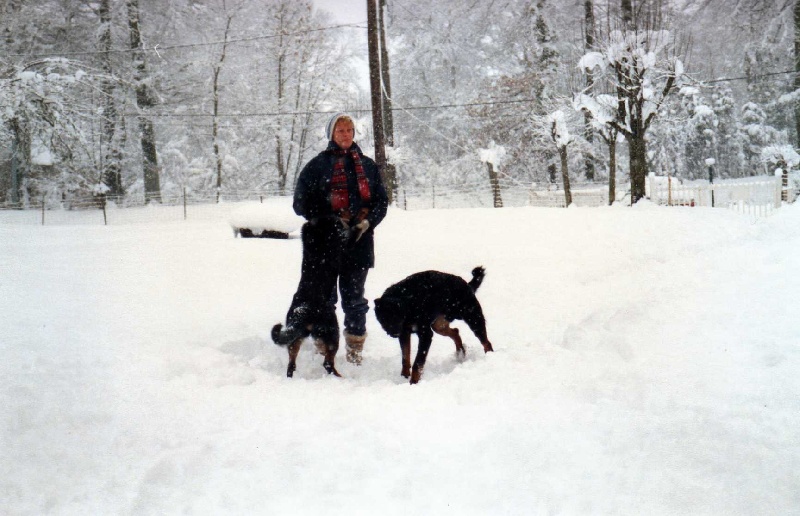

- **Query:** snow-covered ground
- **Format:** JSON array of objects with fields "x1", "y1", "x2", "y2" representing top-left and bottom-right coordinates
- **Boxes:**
[{"x1": 2, "y1": 201, "x2": 799, "y2": 515}]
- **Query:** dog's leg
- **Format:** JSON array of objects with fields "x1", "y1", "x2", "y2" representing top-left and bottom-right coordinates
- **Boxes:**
[
  {"x1": 316, "y1": 338, "x2": 342, "y2": 377},
  {"x1": 432, "y1": 315, "x2": 464, "y2": 355},
  {"x1": 400, "y1": 329, "x2": 412, "y2": 379},
  {"x1": 314, "y1": 314, "x2": 342, "y2": 378},
  {"x1": 410, "y1": 326, "x2": 434, "y2": 385},
  {"x1": 286, "y1": 338, "x2": 303, "y2": 378}
]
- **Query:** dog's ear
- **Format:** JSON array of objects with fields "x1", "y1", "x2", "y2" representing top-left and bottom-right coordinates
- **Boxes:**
[
  {"x1": 374, "y1": 296, "x2": 400, "y2": 312},
  {"x1": 376, "y1": 296, "x2": 405, "y2": 322}
]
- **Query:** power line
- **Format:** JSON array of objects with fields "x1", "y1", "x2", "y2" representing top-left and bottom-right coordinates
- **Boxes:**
[
  {"x1": 119, "y1": 68, "x2": 800, "y2": 121},
  {"x1": 121, "y1": 68, "x2": 799, "y2": 119},
  {"x1": 123, "y1": 97, "x2": 539, "y2": 118},
  {"x1": 5, "y1": 22, "x2": 367, "y2": 58},
  {"x1": 703, "y1": 68, "x2": 796, "y2": 84},
  {"x1": 7, "y1": 19, "x2": 795, "y2": 86}
]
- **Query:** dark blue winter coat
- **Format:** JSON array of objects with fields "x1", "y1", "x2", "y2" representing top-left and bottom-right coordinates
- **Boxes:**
[{"x1": 293, "y1": 142, "x2": 388, "y2": 269}]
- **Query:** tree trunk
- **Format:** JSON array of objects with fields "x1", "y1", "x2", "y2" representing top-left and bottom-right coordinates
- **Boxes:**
[
  {"x1": 794, "y1": 0, "x2": 800, "y2": 148},
  {"x1": 5, "y1": 1, "x2": 25, "y2": 207},
  {"x1": 583, "y1": 0, "x2": 596, "y2": 181},
  {"x1": 293, "y1": 83, "x2": 317, "y2": 186},
  {"x1": 275, "y1": 16, "x2": 287, "y2": 195},
  {"x1": 285, "y1": 43, "x2": 312, "y2": 189},
  {"x1": 621, "y1": 0, "x2": 633, "y2": 28},
  {"x1": 548, "y1": 163, "x2": 557, "y2": 184},
  {"x1": 486, "y1": 162, "x2": 503, "y2": 208},
  {"x1": 608, "y1": 136, "x2": 617, "y2": 205},
  {"x1": 212, "y1": 15, "x2": 232, "y2": 202},
  {"x1": 628, "y1": 133, "x2": 647, "y2": 204},
  {"x1": 378, "y1": 0, "x2": 397, "y2": 201},
  {"x1": 1, "y1": 0, "x2": 20, "y2": 53},
  {"x1": 9, "y1": 117, "x2": 30, "y2": 207},
  {"x1": 559, "y1": 145, "x2": 572, "y2": 207},
  {"x1": 139, "y1": 121, "x2": 160, "y2": 202},
  {"x1": 127, "y1": 0, "x2": 161, "y2": 203},
  {"x1": 99, "y1": 0, "x2": 123, "y2": 198}
]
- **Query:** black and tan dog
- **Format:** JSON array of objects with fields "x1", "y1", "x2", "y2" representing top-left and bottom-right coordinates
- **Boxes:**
[
  {"x1": 271, "y1": 216, "x2": 352, "y2": 378},
  {"x1": 374, "y1": 267, "x2": 494, "y2": 384}
]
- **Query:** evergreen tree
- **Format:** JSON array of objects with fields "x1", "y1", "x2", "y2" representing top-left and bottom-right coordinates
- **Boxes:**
[{"x1": 739, "y1": 102, "x2": 783, "y2": 176}]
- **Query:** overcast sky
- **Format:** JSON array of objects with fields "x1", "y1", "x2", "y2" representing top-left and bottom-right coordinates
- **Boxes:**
[
  {"x1": 312, "y1": 0, "x2": 368, "y2": 25},
  {"x1": 313, "y1": 0, "x2": 371, "y2": 92}
]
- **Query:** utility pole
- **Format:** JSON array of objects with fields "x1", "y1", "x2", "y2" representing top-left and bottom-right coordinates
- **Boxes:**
[{"x1": 367, "y1": 0, "x2": 393, "y2": 203}]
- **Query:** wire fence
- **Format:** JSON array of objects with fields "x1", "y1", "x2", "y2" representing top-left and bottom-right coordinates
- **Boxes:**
[
  {"x1": 0, "y1": 175, "x2": 790, "y2": 226},
  {"x1": 0, "y1": 188, "x2": 293, "y2": 226}
]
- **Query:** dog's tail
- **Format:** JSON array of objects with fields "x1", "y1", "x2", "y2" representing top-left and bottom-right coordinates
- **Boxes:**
[
  {"x1": 468, "y1": 266, "x2": 486, "y2": 292},
  {"x1": 271, "y1": 323, "x2": 304, "y2": 346}
]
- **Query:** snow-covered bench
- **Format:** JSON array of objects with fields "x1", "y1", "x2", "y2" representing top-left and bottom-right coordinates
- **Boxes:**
[{"x1": 228, "y1": 202, "x2": 303, "y2": 239}]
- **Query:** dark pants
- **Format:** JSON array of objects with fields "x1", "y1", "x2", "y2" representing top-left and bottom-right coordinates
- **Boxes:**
[{"x1": 329, "y1": 265, "x2": 369, "y2": 336}]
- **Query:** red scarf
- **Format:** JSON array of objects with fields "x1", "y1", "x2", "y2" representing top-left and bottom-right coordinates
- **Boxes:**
[{"x1": 330, "y1": 147, "x2": 371, "y2": 220}]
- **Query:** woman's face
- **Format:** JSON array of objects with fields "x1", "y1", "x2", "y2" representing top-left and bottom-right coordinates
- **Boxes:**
[{"x1": 332, "y1": 120, "x2": 355, "y2": 150}]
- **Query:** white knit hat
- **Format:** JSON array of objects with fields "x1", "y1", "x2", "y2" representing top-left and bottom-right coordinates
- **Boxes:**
[{"x1": 325, "y1": 112, "x2": 351, "y2": 141}]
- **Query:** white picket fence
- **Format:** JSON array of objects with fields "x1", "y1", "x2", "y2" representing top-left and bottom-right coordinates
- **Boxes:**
[{"x1": 647, "y1": 174, "x2": 788, "y2": 217}]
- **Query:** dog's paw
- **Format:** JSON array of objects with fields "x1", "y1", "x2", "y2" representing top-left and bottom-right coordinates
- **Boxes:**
[{"x1": 323, "y1": 362, "x2": 343, "y2": 377}]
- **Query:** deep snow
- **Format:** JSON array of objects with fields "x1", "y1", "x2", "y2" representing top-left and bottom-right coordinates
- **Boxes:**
[{"x1": 2, "y1": 201, "x2": 799, "y2": 515}]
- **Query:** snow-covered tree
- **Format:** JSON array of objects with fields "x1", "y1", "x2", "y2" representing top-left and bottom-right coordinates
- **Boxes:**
[
  {"x1": 474, "y1": 0, "x2": 563, "y2": 183},
  {"x1": 97, "y1": 0, "x2": 126, "y2": 199},
  {"x1": 684, "y1": 0, "x2": 796, "y2": 145},
  {"x1": 795, "y1": 0, "x2": 800, "y2": 148},
  {"x1": 126, "y1": 0, "x2": 161, "y2": 203},
  {"x1": 573, "y1": 90, "x2": 621, "y2": 204},
  {"x1": 582, "y1": 0, "x2": 597, "y2": 181},
  {"x1": 2, "y1": 0, "x2": 797, "y2": 209},
  {"x1": 739, "y1": 102, "x2": 784, "y2": 175},
  {"x1": 577, "y1": 25, "x2": 683, "y2": 203},
  {"x1": 263, "y1": 0, "x2": 351, "y2": 194},
  {"x1": 679, "y1": 87, "x2": 717, "y2": 180},
  {"x1": 1, "y1": 59, "x2": 110, "y2": 205},
  {"x1": 707, "y1": 84, "x2": 742, "y2": 178},
  {"x1": 548, "y1": 110, "x2": 573, "y2": 206},
  {"x1": 388, "y1": 0, "x2": 503, "y2": 189}
]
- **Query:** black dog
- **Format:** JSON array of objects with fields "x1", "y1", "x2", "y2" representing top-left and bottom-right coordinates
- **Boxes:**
[
  {"x1": 374, "y1": 267, "x2": 494, "y2": 384},
  {"x1": 271, "y1": 216, "x2": 351, "y2": 378}
]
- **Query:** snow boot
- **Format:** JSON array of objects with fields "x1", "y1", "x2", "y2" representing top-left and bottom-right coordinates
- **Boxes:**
[{"x1": 344, "y1": 331, "x2": 366, "y2": 365}]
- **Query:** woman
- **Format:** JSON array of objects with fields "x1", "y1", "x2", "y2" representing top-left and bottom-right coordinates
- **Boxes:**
[{"x1": 293, "y1": 113, "x2": 389, "y2": 365}]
